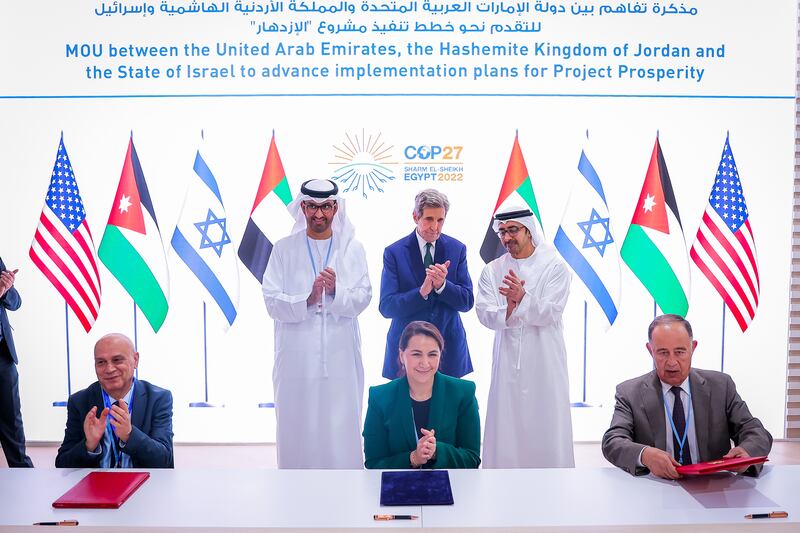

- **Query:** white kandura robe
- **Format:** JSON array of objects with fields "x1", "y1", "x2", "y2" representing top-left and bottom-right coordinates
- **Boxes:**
[
  {"x1": 262, "y1": 230, "x2": 372, "y2": 469},
  {"x1": 476, "y1": 245, "x2": 575, "y2": 468}
]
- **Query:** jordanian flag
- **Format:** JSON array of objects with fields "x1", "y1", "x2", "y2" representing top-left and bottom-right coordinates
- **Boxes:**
[
  {"x1": 480, "y1": 132, "x2": 544, "y2": 263},
  {"x1": 238, "y1": 132, "x2": 293, "y2": 283},
  {"x1": 98, "y1": 136, "x2": 170, "y2": 332},
  {"x1": 620, "y1": 136, "x2": 690, "y2": 316}
]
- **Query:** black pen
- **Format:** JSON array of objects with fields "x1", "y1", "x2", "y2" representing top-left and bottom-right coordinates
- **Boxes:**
[
  {"x1": 33, "y1": 520, "x2": 79, "y2": 526},
  {"x1": 744, "y1": 511, "x2": 788, "y2": 519},
  {"x1": 374, "y1": 514, "x2": 418, "y2": 521}
]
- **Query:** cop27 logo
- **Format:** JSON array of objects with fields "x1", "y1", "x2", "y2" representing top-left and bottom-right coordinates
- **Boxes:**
[
  {"x1": 330, "y1": 130, "x2": 397, "y2": 198},
  {"x1": 404, "y1": 145, "x2": 463, "y2": 161},
  {"x1": 402, "y1": 144, "x2": 465, "y2": 183}
]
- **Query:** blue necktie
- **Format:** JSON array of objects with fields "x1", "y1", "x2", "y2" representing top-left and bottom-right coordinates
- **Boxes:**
[
  {"x1": 109, "y1": 401, "x2": 121, "y2": 468},
  {"x1": 671, "y1": 387, "x2": 692, "y2": 465}
]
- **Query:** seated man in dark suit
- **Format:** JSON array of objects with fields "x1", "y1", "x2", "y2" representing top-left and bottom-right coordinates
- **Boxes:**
[
  {"x1": 602, "y1": 314, "x2": 771, "y2": 479},
  {"x1": 56, "y1": 333, "x2": 173, "y2": 468}
]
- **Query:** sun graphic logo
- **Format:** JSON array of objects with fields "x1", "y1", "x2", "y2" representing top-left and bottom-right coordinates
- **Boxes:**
[{"x1": 330, "y1": 130, "x2": 397, "y2": 198}]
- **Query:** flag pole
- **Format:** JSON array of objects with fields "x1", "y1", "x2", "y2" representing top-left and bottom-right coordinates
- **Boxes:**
[
  {"x1": 582, "y1": 301, "x2": 588, "y2": 403},
  {"x1": 720, "y1": 302, "x2": 726, "y2": 373},
  {"x1": 53, "y1": 302, "x2": 70, "y2": 407},
  {"x1": 571, "y1": 301, "x2": 591, "y2": 407},
  {"x1": 133, "y1": 302, "x2": 139, "y2": 380},
  {"x1": 190, "y1": 302, "x2": 216, "y2": 407},
  {"x1": 203, "y1": 302, "x2": 208, "y2": 402},
  {"x1": 652, "y1": 300, "x2": 657, "y2": 371}
]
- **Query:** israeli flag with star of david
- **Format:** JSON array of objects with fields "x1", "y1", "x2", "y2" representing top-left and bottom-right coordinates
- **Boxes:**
[
  {"x1": 171, "y1": 138, "x2": 240, "y2": 329},
  {"x1": 553, "y1": 143, "x2": 621, "y2": 329}
]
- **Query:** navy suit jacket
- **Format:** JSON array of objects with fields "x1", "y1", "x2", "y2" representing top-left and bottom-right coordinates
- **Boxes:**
[
  {"x1": 379, "y1": 232, "x2": 474, "y2": 379},
  {"x1": 0, "y1": 257, "x2": 20, "y2": 363},
  {"x1": 56, "y1": 380, "x2": 174, "y2": 468}
]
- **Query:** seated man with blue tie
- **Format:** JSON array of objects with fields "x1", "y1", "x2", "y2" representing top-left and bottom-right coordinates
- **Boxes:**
[
  {"x1": 56, "y1": 333, "x2": 173, "y2": 468},
  {"x1": 602, "y1": 314, "x2": 771, "y2": 479}
]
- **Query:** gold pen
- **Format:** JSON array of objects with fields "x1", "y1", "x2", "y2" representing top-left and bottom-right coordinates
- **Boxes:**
[
  {"x1": 374, "y1": 514, "x2": 419, "y2": 521},
  {"x1": 744, "y1": 511, "x2": 788, "y2": 519},
  {"x1": 33, "y1": 520, "x2": 79, "y2": 526}
]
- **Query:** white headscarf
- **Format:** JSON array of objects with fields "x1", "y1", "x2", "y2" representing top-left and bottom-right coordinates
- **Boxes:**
[
  {"x1": 287, "y1": 179, "x2": 356, "y2": 243},
  {"x1": 492, "y1": 205, "x2": 542, "y2": 246}
]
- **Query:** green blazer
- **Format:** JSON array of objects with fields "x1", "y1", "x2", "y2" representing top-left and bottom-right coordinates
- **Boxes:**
[{"x1": 363, "y1": 372, "x2": 481, "y2": 469}]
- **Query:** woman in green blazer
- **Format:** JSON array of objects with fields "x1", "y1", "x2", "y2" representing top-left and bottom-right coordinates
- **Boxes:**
[{"x1": 363, "y1": 321, "x2": 480, "y2": 469}]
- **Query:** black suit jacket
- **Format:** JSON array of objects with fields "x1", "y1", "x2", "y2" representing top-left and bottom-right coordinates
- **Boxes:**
[
  {"x1": 602, "y1": 368, "x2": 772, "y2": 476},
  {"x1": 0, "y1": 257, "x2": 20, "y2": 363},
  {"x1": 56, "y1": 380, "x2": 174, "y2": 468}
]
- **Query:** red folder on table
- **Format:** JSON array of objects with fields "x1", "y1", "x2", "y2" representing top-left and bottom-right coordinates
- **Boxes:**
[
  {"x1": 677, "y1": 456, "x2": 768, "y2": 475},
  {"x1": 53, "y1": 471, "x2": 150, "y2": 508}
]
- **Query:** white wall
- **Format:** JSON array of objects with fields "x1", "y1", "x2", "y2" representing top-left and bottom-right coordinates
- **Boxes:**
[{"x1": 0, "y1": 0, "x2": 794, "y2": 442}]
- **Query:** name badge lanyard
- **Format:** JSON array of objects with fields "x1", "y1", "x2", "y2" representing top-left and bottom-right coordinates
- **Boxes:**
[
  {"x1": 305, "y1": 236, "x2": 333, "y2": 378},
  {"x1": 410, "y1": 397, "x2": 434, "y2": 465},
  {"x1": 663, "y1": 381, "x2": 693, "y2": 465},
  {"x1": 410, "y1": 399, "x2": 420, "y2": 442},
  {"x1": 510, "y1": 257, "x2": 524, "y2": 371},
  {"x1": 102, "y1": 378, "x2": 136, "y2": 468}
]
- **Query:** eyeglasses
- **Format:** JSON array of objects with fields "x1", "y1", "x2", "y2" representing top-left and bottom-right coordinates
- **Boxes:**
[
  {"x1": 496, "y1": 226, "x2": 524, "y2": 238},
  {"x1": 303, "y1": 202, "x2": 336, "y2": 213}
]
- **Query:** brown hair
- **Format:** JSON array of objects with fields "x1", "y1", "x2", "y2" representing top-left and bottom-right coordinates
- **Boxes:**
[{"x1": 396, "y1": 321, "x2": 445, "y2": 377}]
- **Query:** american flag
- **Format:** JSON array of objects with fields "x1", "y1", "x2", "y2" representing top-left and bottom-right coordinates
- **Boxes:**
[
  {"x1": 690, "y1": 135, "x2": 759, "y2": 332},
  {"x1": 29, "y1": 135, "x2": 102, "y2": 332}
]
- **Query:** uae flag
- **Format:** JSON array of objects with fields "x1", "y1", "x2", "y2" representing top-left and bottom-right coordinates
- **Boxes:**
[
  {"x1": 620, "y1": 136, "x2": 690, "y2": 316},
  {"x1": 98, "y1": 136, "x2": 170, "y2": 332},
  {"x1": 238, "y1": 133, "x2": 293, "y2": 283},
  {"x1": 480, "y1": 132, "x2": 543, "y2": 263}
]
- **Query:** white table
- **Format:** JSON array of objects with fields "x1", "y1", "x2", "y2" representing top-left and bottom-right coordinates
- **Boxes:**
[
  {"x1": 0, "y1": 466, "x2": 796, "y2": 531},
  {"x1": 432, "y1": 466, "x2": 799, "y2": 531}
]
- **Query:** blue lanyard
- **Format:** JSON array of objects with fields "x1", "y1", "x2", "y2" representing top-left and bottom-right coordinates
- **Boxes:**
[
  {"x1": 663, "y1": 381, "x2": 692, "y2": 465},
  {"x1": 101, "y1": 379, "x2": 136, "y2": 468},
  {"x1": 304, "y1": 236, "x2": 333, "y2": 277},
  {"x1": 410, "y1": 401, "x2": 420, "y2": 441}
]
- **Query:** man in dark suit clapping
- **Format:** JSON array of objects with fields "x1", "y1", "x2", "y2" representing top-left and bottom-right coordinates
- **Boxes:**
[
  {"x1": 379, "y1": 189, "x2": 474, "y2": 379},
  {"x1": 0, "y1": 257, "x2": 32, "y2": 467}
]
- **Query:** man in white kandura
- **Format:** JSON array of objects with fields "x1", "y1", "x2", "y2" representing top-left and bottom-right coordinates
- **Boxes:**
[
  {"x1": 262, "y1": 179, "x2": 372, "y2": 469},
  {"x1": 476, "y1": 206, "x2": 574, "y2": 468}
]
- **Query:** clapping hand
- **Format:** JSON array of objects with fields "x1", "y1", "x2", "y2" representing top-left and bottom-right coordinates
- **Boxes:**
[
  {"x1": 499, "y1": 269, "x2": 525, "y2": 317},
  {"x1": 308, "y1": 268, "x2": 337, "y2": 305},
  {"x1": 109, "y1": 400, "x2": 133, "y2": 443},
  {"x1": 426, "y1": 260, "x2": 450, "y2": 290},
  {"x1": 83, "y1": 406, "x2": 110, "y2": 452},
  {"x1": 319, "y1": 267, "x2": 336, "y2": 296},
  {"x1": 0, "y1": 269, "x2": 17, "y2": 299},
  {"x1": 411, "y1": 428, "x2": 436, "y2": 467},
  {"x1": 420, "y1": 261, "x2": 450, "y2": 297}
]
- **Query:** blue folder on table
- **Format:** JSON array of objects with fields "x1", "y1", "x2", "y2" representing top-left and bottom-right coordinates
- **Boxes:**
[{"x1": 380, "y1": 470, "x2": 454, "y2": 506}]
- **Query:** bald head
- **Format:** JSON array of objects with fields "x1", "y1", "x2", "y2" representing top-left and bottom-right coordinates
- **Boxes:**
[
  {"x1": 94, "y1": 333, "x2": 139, "y2": 399},
  {"x1": 95, "y1": 333, "x2": 135, "y2": 354}
]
